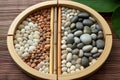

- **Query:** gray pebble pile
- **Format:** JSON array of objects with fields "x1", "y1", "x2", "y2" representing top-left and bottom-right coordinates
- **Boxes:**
[{"x1": 61, "y1": 7, "x2": 104, "y2": 74}]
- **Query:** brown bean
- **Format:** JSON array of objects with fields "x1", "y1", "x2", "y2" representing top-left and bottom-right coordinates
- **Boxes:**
[{"x1": 31, "y1": 63, "x2": 36, "y2": 68}]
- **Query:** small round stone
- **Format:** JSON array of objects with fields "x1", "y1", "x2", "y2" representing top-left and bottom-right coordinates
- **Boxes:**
[
  {"x1": 98, "y1": 49, "x2": 103, "y2": 53},
  {"x1": 76, "y1": 22, "x2": 83, "y2": 29},
  {"x1": 66, "y1": 26, "x2": 70, "y2": 31},
  {"x1": 72, "y1": 49, "x2": 79, "y2": 55},
  {"x1": 26, "y1": 18, "x2": 31, "y2": 21},
  {"x1": 92, "y1": 40, "x2": 96, "y2": 47},
  {"x1": 19, "y1": 42, "x2": 24, "y2": 46},
  {"x1": 89, "y1": 17, "x2": 96, "y2": 22},
  {"x1": 17, "y1": 37, "x2": 23, "y2": 42},
  {"x1": 21, "y1": 29, "x2": 25, "y2": 33},
  {"x1": 91, "y1": 47, "x2": 98, "y2": 54},
  {"x1": 62, "y1": 60, "x2": 67, "y2": 64},
  {"x1": 62, "y1": 54, "x2": 67, "y2": 59},
  {"x1": 91, "y1": 59, "x2": 97, "y2": 64},
  {"x1": 67, "y1": 44, "x2": 73, "y2": 48},
  {"x1": 75, "y1": 64, "x2": 81, "y2": 69},
  {"x1": 33, "y1": 34, "x2": 40, "y2": 39},
  {"x1": 25, "y1": 26, "x2": 30, "y2": 30},
  {"x1": 66, "y1": 48, "x2": 72, "y2": 52},
  {"x1": 66, "y1": 37, "x2": 74, "y2": 44},
  {"x1": 81, "y1": 57, "x2": 89, "y2": 67},
  {"x1": 67, "y1": 68, "x2": 70, "y2": 73},
  {"x1": 28, "y1": 46, "x2": 36, "y2": 52},
  {"x1": 74, "y1": 30, "x2": 82, "y2": 37},
  {"x1": 67, "y1": 33, "x2": 74, "y2": 38},
  {"x1": 33, "y1": 39, "x2": 39, "y2": 43},
  {"x1": 24, "y1": 34, "x2": 28, "y2": 37},
  {"x1": 70, "y1": 12, "x2": 74, "y2": 16},
  {"x1": 70, "y1": 15, "x2": 78, "y2": 23},
  {"x1": 62, "y1": 64, "x2": 66, "y2": 67},
  {"x1": 64, "y1": 21, "x2": 71, "y2": 28},
  {"x1": 71, "y1": 60, "x2": 76, "y2": 65},
  {"x1": 79, "y1": 50, "x2": 84, "y2": 57},
  {"x1": 82, "y1": 45, "x2": 93, "y2": 52},
  {"x1": 28, "y1": 22, "x2": 34, "y2": 27},
  {"x1": 44, "y1": 68, "x2": 49, "y2": 73},
  {"x1": 22, "y1": 52, "x2": 29, "y2": 57},
  {"x1": 72, "y1": 55, "x2": 78, "y2": 60},
  {"x1": 97, "y1": 31, "x2": 104, "y2": 39},
  {"x1": 22, "y1": 20, "x2": 29, "y2": 26},
  {"x1": 61, "y1": 40, "x2": 66, "y2": 44},
  {"x1": 62, "y1": 36, "x2": 67, "y2": 40},
  {"x1": 62, "y1": 26, "x2": 65, "y2": 30},
  {"x1": 89, "y1": 57, "x2": 93, "y2": 62},
  {"x1": 15, "y1": 44, "x2": 21, "y2": 48},
  {"x1": 84, "y1": 26, "x2": 91, "y2": 34},
  {"x1": 62, "y1": 67, "x2": 67, "y2": 72},
  {"x1": 20, "y1": 46, "x2": 24, "y2": 52},
  {"x1": 28, "y1": 35, "x2": 33, "y2": 40},
  {"x1": 70, "y1": 65, "x2": 76, "y2": 71},
  {"x1": 76, "y1": 58, "x2": 81, "y2": 64},
  {"x1": 75, "y1": 68, "x2": 80, "y2": 72},
  {"x1": 64, "y1": 31, "x2": 68, "y2": 36},
  {"x1": 93, "y1": 53, "x2": 101, "y2": 58},
  {"x1": 61, "y1": 44, "x2": 67, "y2": 49},
  {"x1": 91, "y1": 24, "x2": 98, "y2": 33},
  {"x1": 83, "y1": 19, "x2": 93, "y2": 26},
  {"x1": 37, "y1": 62, "x2": 45, "y2": 68},
  {"x1": 91, "y1": 34, "x2": 97, "y2": 40},
  {"x1": 66, "y1": 53, "x2": 72, "y2": 61},
  {"x1": 27, "y1": 40, "x2": 33, "y2": 46},
  {"x1": 74, "y1": 37, "x2": 80, "y2": 43},
  {"x1": 80, "y1": 66, "x2": 84, "y2": 70},
  {"x1": 77, "y1": 43, "x2": 84, "y2": 49},
  {"x1": 78, "y1": 12, "x2": 89, "y2": 18},
  {"x1": 18, "y1": 24, "x2": 24, "y2": 29},
  {"x1": 96, "y1": 39, "x2": 105, "y2": 49},
  {"x1": 25, "y1": 44, "x2": 29, "y2": 48},
  {"x1": 70, "y1": 23, "x2": 76, "y2": 29},
  {"x1": 72, "y1": 43, "x2": 77, "y2": 49},
  {"x1": 71, "y1": 29, "x2": 77, "y2": 33},
  {"x1": 84, "y1": 53, "x2": 92, "y2": 57},
  {"x1": 66, "y1": 62, "x2": 72, "y2": 68},
  {"x1": 96, "y1": 24, "x2": 102, "y2": 31},
  {"x1": 80, "y1": 34, "x2": 92, "y2": 44}
]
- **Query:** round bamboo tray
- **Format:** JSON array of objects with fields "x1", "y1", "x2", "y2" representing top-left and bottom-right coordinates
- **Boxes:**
[
  {"x1": 7, "y1": 1, "x2": 112, "y2": 80},
  {"x1": 57, "y1": 1, "x2": 112, "y2": 80}
]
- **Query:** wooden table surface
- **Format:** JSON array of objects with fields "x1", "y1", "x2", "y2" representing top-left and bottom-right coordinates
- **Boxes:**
[{"x1": 0, "y1": 0, "x2": 120, "y2": 80}]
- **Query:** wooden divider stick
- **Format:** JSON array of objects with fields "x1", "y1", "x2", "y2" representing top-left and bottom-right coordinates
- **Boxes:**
[
  {"x1": 58, "y1": 7, "x2": 62, "y2": 75},
  {"x1": 53, "y1": 7, "x2": 57, "y2": 74},
  {"x1": 50, "y1": 7, "x2": 54, "y2": 74}
]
